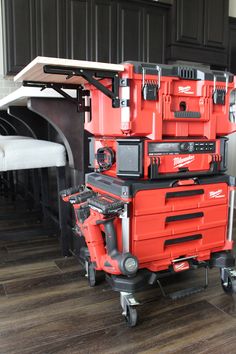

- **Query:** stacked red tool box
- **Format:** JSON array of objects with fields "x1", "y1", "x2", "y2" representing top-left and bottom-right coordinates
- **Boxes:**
[{"x1": 62, "y1": 62, "x2": 236, "y2": 327}]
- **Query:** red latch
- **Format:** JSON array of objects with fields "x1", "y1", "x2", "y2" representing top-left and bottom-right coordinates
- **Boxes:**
[{"x1": 176, "y1": 179, "x2": 196, "y2": 186}]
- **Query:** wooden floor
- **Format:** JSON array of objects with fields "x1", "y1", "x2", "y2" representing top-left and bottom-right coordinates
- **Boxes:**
[{"x1": 0, "y1": 197, "x2": 236, "y2": 354}]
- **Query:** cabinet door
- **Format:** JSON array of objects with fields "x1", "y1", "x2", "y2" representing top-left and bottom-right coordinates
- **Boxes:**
[
  {"x1": 144, "y1": 6, "x2": 168, "y2": 63},
  {"x1": 174, "y1": 0, "x2": 204, "y2": 45},
  {"x1": 204, "y1": 0, "x2": 228, "y2": 48},
  {"x1": 228, "y1": 18, "x2": 236, "y2": 74},
  {"x1": 66, "y1": 0, "x2": 90, "y2": 60},
  {"x1": 35, "y1": 0, "x2": 66, "y2": 58},
  {"x1": 117, "y1": 1, "x2": 144, "y2": 63},
  {"x1": 91, "y1": 0, "x2": 117, "y2": 63},
  {"x1": 3, "y1": 0, "x2": 37, "y2": 74}
]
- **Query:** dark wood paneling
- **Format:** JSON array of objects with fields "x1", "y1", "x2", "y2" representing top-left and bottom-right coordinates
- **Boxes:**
[
  {"x1": 3, "y1": 0, "x2": 36, "y2": 74},
  {"x1": 144, "y1": 6, "x2": 168, "y2": 63},
  {"x1": 175, "y1": 0, "x2": 203, "y2": 45},
  {"x1": 117, "y1": 2, "x2": 144, "y2": 62},
  {"x1": 168, "y1": 0, "x2": 229, "y2": 67},
  {"x1": 35, "y1": 0, "x2": 66, "y2": 57},
  {"x1": 204, "y1": 0, "x2": 228, "y2": 48},
  {"x1": 2, "y1": 0, "x2": 231, "y2": 73},
  {"x1": 66, "y1": 0, "x2": 90, "y2": 60},
  {"x1": 228, "y1": 17, "x2": 236, "y2": 74},
  {"x1": 91, "y1": 0, "x2": 117, "y2": 62},
  {"x1": 2, "y1": 0, "x2": 171, "y2": 73}
]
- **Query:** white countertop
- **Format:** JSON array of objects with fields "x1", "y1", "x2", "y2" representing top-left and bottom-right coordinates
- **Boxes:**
[
  {"x1": 14, "y1": 56, "x2": 124, "y2": 84},
  {"x1": 0, "y1": 86, "x2": 76, "y2": 110},
  {"x1": 0, "y1": 56, "x2": 124, "y2": 109}
]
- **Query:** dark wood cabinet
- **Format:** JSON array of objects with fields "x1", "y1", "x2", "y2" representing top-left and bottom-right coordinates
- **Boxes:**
[
  {"x1": 117, "y1": 2, "x2": 144, "y2": 62},
  {"x1": 2, "y1": 0, "x2": 232, "y2": 73},
  {"x1": 4, "y1": 0, "x2": 231, "y2": 74},
  {"x1": 228, "y1": 17, "x2": 236, "y2": 74},
  {"x1": 144, "y1": 5, "x2": 167, "y2": 63},
  {"x1": 175, "y1": 0, "x2": 203, "y2": 45},
  {"x1": 90, "y1": 0, "x2": 117, "y2": 62},
  {"x1": 116, "y1": 2, "x2": 168, "y2": 64},
  {"x1": 168, "y1": 0, "x2": 229, "y2": 67},
  {"x1": 2, "y1": 0, "x2": 37, "y2": 74},
  {"x1": 66, "y1": 0, "x2": 90, "y2": 60},
  {"x1": 203, "y1": 0, "x2": 228, "y2": 49},
  {"x1": 35, "y1": 0, "x2": 66, "y2": 58},
  {"x1": 2, "y1": 0, "x2": 169, "y2": 74}
]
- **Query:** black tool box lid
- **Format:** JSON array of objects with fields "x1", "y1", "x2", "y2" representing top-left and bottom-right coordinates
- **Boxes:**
[
  {"x1": 86, "y1": 172, "x2": 236, "y2": 199},
  {"x1": 123, "y1": 61, "x2": 234, "y2": 82}
]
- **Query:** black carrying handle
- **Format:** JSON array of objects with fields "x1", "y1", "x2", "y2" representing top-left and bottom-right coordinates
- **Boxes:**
[
  {"x1": 166, "y1": 212, "x2": 204, "y2": 223},
  {"x1": 149, "y1": 156, "x2": 219, "y2": 181},
  {"x1": 166, "y1": 189, "x2": 204, "y2": 199}
]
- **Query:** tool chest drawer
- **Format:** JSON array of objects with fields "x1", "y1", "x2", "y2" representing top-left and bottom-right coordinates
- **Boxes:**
[
  {"x1": 132, "y1": 203, "x2": 228, "y2": 240},
  {"x1": 133, "y1": 182, "x2": 228, "y2": 216},
  {"x1": 132, "y1": 225, "x2": 227, "y2": 265}
]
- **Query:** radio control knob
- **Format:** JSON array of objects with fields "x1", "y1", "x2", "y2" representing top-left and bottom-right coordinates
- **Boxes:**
[{"x1": 179, "y1": 142, "x2": 190, "y2": 152}]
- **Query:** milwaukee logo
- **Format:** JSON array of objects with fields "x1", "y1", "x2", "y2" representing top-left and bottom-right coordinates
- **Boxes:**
[
  {"x1": 173, "y1": 261, "x2": 190, "y2": 272},
  {"x1": 178, "y1": 86, "x2": 194, "y2": 94},
  {"x1": 209, "y1": 189, "x2": 225, "y2": 199},
  {"x1": 173, "y1": 155, "x2": 195, "y2": 168}
]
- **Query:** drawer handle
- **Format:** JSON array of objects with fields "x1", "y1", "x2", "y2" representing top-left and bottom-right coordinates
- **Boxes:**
[
  {"x1": 165, "y1": 234, "x2": 202, "y2": 246},
  {"x1": 166, "y1": 189, "x2": 204, "y2": 199},
  {"x1": 166, "y1": 212, "x2": 204, "y2": 223},
  {"x1": 174, "y1": 111, "x2": 201, "y2": 118}
]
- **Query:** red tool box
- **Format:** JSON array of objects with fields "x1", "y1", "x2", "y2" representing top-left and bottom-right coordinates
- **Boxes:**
[{"x1": 85, "y1": 62, "x2": 236, "y2": 139}]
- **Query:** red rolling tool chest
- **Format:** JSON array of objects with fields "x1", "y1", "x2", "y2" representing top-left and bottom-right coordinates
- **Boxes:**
[{"x1": 59, "y1": 61, "x2": 236, "y2": 327}]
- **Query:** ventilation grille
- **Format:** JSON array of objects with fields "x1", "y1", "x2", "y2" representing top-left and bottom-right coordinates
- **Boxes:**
[{"x1": 178, "y1": 67, "x2": 197, "y2": 80}]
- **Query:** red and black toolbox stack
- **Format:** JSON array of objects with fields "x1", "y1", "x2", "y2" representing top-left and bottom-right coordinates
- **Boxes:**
[{"x1": 62, "y1": 62, "x2": 236, "y2": 326}]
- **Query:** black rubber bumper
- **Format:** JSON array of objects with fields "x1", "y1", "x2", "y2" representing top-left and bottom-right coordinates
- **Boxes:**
[
  {"x1": 106, "y1": 270, "x2": 151, "y2": 293},
  {"x1": 106, "y1": 269, "x2": 172, "y2": 292}
]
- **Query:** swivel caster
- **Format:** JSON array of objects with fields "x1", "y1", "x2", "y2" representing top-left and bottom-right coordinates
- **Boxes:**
[
  {"x1": 85, "y1": 261, "x2": 97, "y2": 287},
  {"x1": 120, "y1": 291, "x2": 140, "y2": 327},
  {"x1": 220, "y1": 268, "x2": 236, "y2": 294},
  {"x1": 125, "y1": 306, "x2": 138, "y2": 327}
]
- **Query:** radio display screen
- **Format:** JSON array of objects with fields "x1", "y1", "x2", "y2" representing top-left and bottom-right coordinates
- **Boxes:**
[{"x1": 148, "y1": 143, "x2": 180, "y2": 154}]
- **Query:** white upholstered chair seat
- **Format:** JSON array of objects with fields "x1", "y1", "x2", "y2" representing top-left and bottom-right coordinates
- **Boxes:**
[
  {"x1": 0, "y1": 139, "x2": 66, "y2": 171},
  {"x1": 0, "y1": 136, "x2": 69, "y2": 255}
]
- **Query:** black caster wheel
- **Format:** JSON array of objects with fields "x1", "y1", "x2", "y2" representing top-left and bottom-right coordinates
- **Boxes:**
[
  {"x1": 125, "y1": 306, "x2": 138, "y2": 327},
  {"x1": 88, "y1": 263, "x2": 96, "y2": 287},
  {"x1": 221, "y1": 277, "x2": 236, "y2": 294}
]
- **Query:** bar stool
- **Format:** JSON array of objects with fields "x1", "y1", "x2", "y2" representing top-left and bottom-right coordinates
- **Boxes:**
[
  {"x1": 0, "y1": 136, "x2": 33, "y2": 199},
  {"x1": 0, "y1": 137, "x2": 69, "y2": 256}
]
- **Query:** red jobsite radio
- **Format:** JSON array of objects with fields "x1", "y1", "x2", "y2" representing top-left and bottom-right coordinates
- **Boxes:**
[
  {"x1": 89, "y1": 137, "x2": 228, "y2": 179},
  {"x1": 84, "y1": 62, "x2": 236, "y2": 139}
]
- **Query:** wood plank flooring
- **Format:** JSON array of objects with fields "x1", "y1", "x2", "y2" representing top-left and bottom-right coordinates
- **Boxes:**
[{"x1": 0, "y1": 197, "x2": 236, "y2": 353}]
